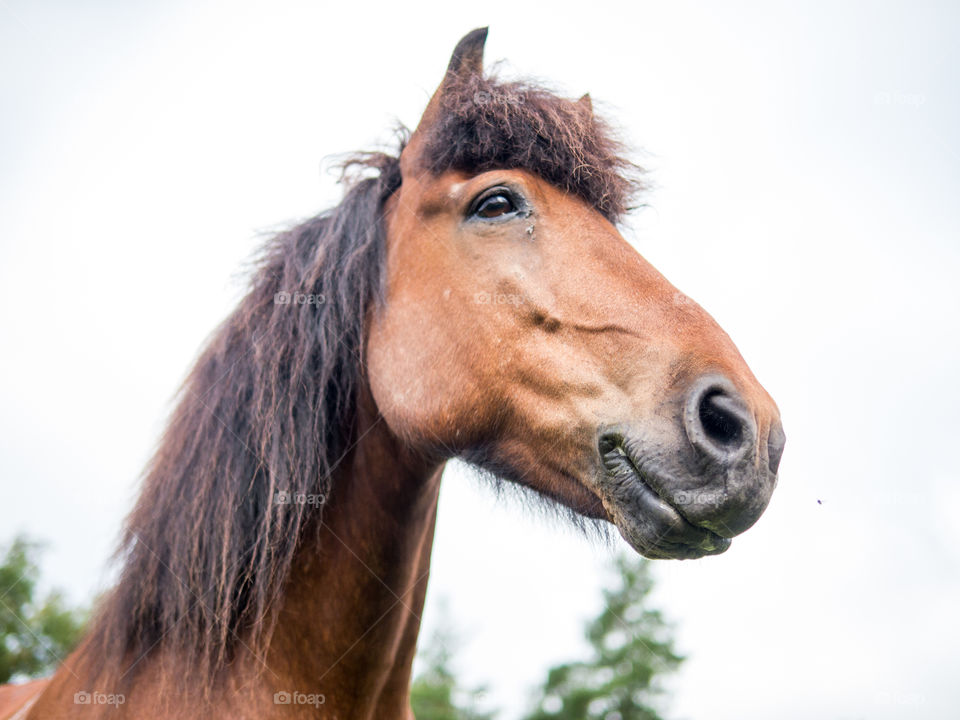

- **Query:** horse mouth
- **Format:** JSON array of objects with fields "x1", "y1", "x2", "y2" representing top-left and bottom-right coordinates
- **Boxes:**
[{"x1": 596, "y1": 438, "x2": 731, "y2": 560}]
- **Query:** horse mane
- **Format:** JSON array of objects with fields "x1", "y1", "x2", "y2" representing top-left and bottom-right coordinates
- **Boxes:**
[
  {"x1": 80, "y1": 71, "x2": 640, "y2": 691},
  {"x1": 83, "y1": 149, "x2": 402, "y2": 688}
]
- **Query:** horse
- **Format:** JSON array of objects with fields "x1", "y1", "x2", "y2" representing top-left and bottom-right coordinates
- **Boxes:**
[{"x1": 0, "y1": 28, "x2": 784, "y2": 719}]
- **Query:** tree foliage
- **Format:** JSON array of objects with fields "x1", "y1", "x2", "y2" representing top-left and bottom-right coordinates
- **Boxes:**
[
  {"x1": 0, "y1": 536, "x2": 88, "y2": 683},
  {"x1": 522, "y1": 555, "x2": 683, "y2": 720},
  {"x1": 410, "y1": 619, "x2": 495, "y2": 720}
]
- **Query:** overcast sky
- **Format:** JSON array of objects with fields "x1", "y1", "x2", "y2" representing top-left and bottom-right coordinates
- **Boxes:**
[{"x1": 1, "y1": 1, "x2": 958, "y2": 718}]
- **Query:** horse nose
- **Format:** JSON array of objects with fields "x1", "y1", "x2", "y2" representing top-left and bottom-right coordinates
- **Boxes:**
[
  {"x1": 676, "y1": 374, "x2": 783, "y2": 537},
  {"x1": 683, "y1": 375, "x2": 757, "y2": 467}
]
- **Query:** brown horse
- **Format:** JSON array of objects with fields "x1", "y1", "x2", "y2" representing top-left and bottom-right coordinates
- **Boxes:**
[{"x1": 1, "y1": 28, "x2": 784, "y2": 720}]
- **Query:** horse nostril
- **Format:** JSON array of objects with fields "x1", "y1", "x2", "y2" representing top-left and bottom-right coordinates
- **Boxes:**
[
  {"x1": 698, "y1": 391, "x2": 745, "y2": 448},
  {"x1": 684, "y1": 376, "x2": 756, "y2": 466}
]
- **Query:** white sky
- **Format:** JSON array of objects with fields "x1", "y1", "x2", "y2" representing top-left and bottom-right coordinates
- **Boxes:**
[{"x1": 1, "y1": 1, "x2": 958, "y2": 718}]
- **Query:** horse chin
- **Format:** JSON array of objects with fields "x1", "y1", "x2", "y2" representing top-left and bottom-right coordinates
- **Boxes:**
[
  {"x1": 463, "y1": 441, "x2": 727, "y2": 559},
  {"x1": 604, "y1": 491, "x2": 732, "y2": 560},
  {"x1": 593, "y1": 454, "x2": 732, "y2": 561}
]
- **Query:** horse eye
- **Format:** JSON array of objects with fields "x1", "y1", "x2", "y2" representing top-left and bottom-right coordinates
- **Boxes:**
[{"x1": 473, "y1": 192, "x2": 516, "y2": 219}]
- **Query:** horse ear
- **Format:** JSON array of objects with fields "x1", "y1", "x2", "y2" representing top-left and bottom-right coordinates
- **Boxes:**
[
  {"x1": 578, "y1": 93, "x2": 593, "y2": 115},
  {"x1": 444, "y1": 27, "x2": 488, "y2": 83},
  {"x1": 404, "y1": 28, "x2": 489, "y2": 169}
]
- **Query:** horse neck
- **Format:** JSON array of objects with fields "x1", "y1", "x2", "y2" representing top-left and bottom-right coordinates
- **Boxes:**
[
  {"x1": 263, "y1": 390, "x2": 442, "y2": 717},
  {"x1": 26, "y1": 392, "x2": 442, "y2": 720}
]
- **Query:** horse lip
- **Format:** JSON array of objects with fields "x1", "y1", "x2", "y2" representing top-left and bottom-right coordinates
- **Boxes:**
[
  {"x1": 600, "y1": 443, "x2": 687, "y2": 519},
  {"x1": 623, "y1": 450, "x2": 688, "y2": 516},
  {"x1": 598, "y1": 441, "x2": 730, "y2": 555}
]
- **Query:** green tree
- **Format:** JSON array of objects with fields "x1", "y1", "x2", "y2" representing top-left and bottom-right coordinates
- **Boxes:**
[
  {"x1": 0, "y1": 536, "x2": 88, "y2": 683},
  {"x1": 523, "y1": 555, "x2": 683, "y2": 720},
  {"x1": 410, "y1": 618, "x2": 495, "y2": 720}
]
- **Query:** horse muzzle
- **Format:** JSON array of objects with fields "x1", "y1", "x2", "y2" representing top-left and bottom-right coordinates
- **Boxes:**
[{"x1": 594, "y1": 374, "x2": 785, "y2": 559}]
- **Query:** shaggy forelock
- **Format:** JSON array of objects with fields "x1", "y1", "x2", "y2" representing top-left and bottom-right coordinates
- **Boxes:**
[{"x1": 419, "y1": 73, "x2": 643, "y2": 222}]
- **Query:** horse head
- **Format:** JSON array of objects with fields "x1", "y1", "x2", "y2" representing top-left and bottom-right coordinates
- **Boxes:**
[{"x1": 368, "y1": 28, "x2": 785, "y2": 559}]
